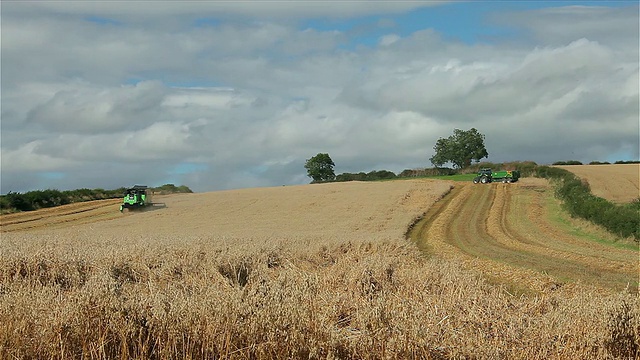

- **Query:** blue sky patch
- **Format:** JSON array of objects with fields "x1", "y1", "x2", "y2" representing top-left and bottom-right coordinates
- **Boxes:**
[{"x1": 301, "y1": 1, "x2": 637, "y2": 47}]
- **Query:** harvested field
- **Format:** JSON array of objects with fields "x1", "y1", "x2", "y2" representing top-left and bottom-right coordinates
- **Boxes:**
[
  {"x1": 410, "y1": 178, "x2": 638, "y2": 293},
  {"x1": 1, "y1": 179, "x2": 638, "y2": 359},
  {"x1": 0, "y1": 198, "x2": 123, "y2": 232},
  {"x1": 556, "y1": 164, "x2": 639, "y2": 203}
]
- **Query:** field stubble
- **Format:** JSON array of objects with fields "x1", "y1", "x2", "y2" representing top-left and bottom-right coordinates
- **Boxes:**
[
  {"x1": 1, "y1": 179, "x2": 638, "y2": 359},
  {"x1": 411, "y1": 178, "x2": 638, "y2": 292}
]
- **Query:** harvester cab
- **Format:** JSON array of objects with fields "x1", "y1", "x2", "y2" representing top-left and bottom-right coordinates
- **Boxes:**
[
  {"x1": 120, "y1": 185, "x2": 152, "y2": 212},
  {"x1": 473, "y1": 168, "x2": 493, "y2": 184}
]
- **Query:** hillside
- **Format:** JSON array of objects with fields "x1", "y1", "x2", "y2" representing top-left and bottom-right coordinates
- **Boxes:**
[
  {"x1": 1, "y1": 181, "x2": 451, "y2": 238},
  {"x1": 1, "y1": 173, "x2": 638, "y2": 359}
]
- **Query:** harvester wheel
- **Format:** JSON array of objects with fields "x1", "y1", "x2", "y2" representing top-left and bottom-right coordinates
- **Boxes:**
[
  {"x1": 480, "y1": 176, "x2": 489, "y2": 184},
  {"x1": 473, "y1": 177, "x2": 480, "y2": 184}
]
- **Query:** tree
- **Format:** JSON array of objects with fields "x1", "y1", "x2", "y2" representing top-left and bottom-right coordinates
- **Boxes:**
[
  {"x1": 430, "y1": 128, "x2": 488, "y2": 169},
  {"x1": 304, "y1": 153, "x2": 336, "y2": 183}
]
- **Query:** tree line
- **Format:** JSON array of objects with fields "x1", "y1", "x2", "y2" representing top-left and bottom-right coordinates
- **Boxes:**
[
  {"x1": 305, "y1": 128, "x2": 490, "y2": 183},
  {"x1": 305, "y1": 159, "x2": 539, "y2": 183},
  {"x1": 1, "y1": 184, "x2": 192, "y2": 213},
  {"x1": 553, "y1": 160, "x2": 640, "y2": 165}
]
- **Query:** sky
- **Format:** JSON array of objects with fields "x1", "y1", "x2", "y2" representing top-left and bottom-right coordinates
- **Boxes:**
[{"x1": 1, "y1": 1, "x2": 638, "y2": 193}]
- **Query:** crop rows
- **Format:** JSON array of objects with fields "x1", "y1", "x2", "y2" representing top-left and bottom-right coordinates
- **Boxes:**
[
  {"x1": 1, "y1": 179, "x2": 638, "y2": 359},
  {"x1": 410, "y1": 179, "x2": 638, "y2": 293}
]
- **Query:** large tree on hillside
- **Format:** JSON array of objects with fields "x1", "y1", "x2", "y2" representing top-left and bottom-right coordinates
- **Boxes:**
[
  {"x1": 304, "y1": 153, "x2": 336, "y2": 183},
  {"x1": 430, "y1": 128, "x2": 488, "y2": 169}
]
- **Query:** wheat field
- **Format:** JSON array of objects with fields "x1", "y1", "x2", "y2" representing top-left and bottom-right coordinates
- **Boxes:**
[
  {"x1": 1, "y1": 179, "x2": 638, "y2": 359},
  {"x1": 556, "y1": 164, "x2": 639, "y2": 203}
]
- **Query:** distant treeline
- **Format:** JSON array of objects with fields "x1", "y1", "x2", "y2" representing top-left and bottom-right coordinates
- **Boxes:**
[
  {"x1": 394, "y1": 161, "x2": 539, "y2": 178},
  {"x1": 335, "y1": 170, "x2": 398, "y2": 182},
  {"x1": 553, "y1": 160, "x2": 640, "y2": 165},
  {"x1": 336, "y1": 160, "x2": 638, "y2": 241},
  {"x1": 152, "y1": 184, "x2": 193, "y2": 195},
  {"x1": 335, "y1": 161, "x2": 539, "y2": 181},
  {"x1": 335, "y1": 159, "x2": 638, "y2": 181},
  {"x1": 0, "y1": 184, "x2": 192, "y2": 213}
]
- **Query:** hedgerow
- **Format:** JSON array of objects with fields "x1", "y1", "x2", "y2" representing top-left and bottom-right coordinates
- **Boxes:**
[
  {"x1": 1, "y1": 184, "x2": 192, "y2": 213},
  {"x1": 535, "y1": 166, "x2": 639, "y2": 240},
  {"x1": 552, "y1": 160, "x2": 584, "y2": 165}
]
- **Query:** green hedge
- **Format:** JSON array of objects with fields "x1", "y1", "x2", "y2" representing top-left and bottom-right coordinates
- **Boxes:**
[
  {"x1": 335, "y1": 170, "x2": 397, "y2": 182},
  {"x1": 552, "y1": 160, "x2": 583, "y2": 165},
  {"x1": 1, "y1": 188, "x2": 124, "y2": 212},
  {"x1": 1, "y1": 184, "x2": 192, "y2": 213},
  {"x1": 535, "y1": 166, "x2": 639, "y2": 240},
  {"x1": 614, "y1": 160, "x2": 640, "y2": 164},
  {"x1": 398, "y1": 167, "x2": 456, "y2": 177}
]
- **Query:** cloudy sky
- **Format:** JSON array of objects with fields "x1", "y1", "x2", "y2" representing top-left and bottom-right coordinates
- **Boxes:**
[{"x1": 1, "y1": 1, "x2": 638, "y2": 193}]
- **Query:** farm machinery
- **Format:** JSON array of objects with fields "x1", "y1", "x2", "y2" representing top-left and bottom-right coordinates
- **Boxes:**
[
  {"x1": 472, "y1": 168, "x2": 520, "y2": 184},
  {"x1": 120, "y1": 185, "x2": 153, "y2": 212}
]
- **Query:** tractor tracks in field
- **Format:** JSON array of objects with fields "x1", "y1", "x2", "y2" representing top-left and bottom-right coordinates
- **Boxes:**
[
  {"x1": 0, "y1": 199, "x2": 123, "y2": 232},
  {"x1": 409, "y1": 180, "x2": 639, "y2": 292}
]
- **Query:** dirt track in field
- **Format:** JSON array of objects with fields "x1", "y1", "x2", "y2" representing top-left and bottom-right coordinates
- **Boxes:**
[
  {"x1": 556, "y1": 164, "x2": 639, "y2": 203},
  {"x1": 410, "y1": 178, "x2": 639, "y2": 292}
]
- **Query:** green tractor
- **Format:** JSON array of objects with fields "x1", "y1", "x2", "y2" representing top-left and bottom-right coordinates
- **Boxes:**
[
  {"x1": 472, "y1": 168, "x2": 520, "y2": 184},
  {"x1": 120, "y1": 185, "x2": 153, "y2": 212}
]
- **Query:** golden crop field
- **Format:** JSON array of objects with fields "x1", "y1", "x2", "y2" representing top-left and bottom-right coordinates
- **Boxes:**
[
  {"x1": 556, "y1": 164, "x2": 639, "y2": 203},
  {"x1": 411, "y1": 178, "x2": 638, "y2": 292},
  {"x1": 1, "y1": 176, "x2": 638, "y2": 359}
]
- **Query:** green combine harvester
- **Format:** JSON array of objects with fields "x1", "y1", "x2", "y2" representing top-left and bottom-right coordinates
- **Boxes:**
[
  {"x1": 120, "y1": 185, "x2": 153, "y2": 212},
  {"x1": 472, "y1": 168, "x2": 520, "y2": 184}
]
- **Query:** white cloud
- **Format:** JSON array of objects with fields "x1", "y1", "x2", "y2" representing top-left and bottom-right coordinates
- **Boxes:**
[
  {"x1": 1, "y1": 3, "x2": 638, "y2": 193},
  {"x1": 26, "y1": 81, "x2": 167, "y2": 133},
  {"x1": 162, "y1": 88, "x2": 253, "y2": 109},
  {"x1": 379, "y1": 34, "x2": 401, "y2": 46},
  {"x1": 494, "y1": 5, "x2": 639, "y2": 50},
  {"x1": 2, "y1": 141, "x2": 79, "y2": 172},
  {"x1": 2, "y1": 1, "x2": 446, "y2": 21}
]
